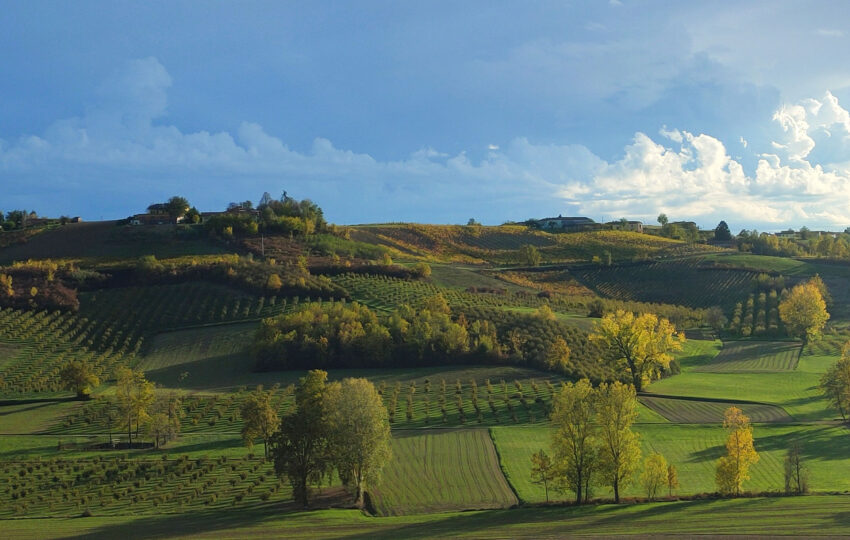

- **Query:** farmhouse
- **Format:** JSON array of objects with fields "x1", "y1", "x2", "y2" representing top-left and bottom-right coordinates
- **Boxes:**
[
  {"x1": 606, "y1": 220, "x2": 644, "y2": 233},
  {"x1": 534, "y1": 215, "x2": 597, "y2": 231}
]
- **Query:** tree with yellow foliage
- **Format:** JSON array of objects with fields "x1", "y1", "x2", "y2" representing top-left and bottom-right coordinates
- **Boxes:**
[
  {"x1": 596, "y1": 381, "x2": 641, "y2": 503},
  {"x1": 591, "y1": 310, "x2": 684, "y2": 392},
  {"x1": 641, "y1": 452, "x2": 667, "y2": 500},
  {"x1": 715, "y1": 406, "x2": 759, "y2": 496},
  {"x1": 779, "y1": 280, "x2": 829, "y2": 346}
]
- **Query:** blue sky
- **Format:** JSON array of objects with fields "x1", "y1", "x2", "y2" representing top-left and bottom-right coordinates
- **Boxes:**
[{"x1": 3, "y1": 1, "x2": 850, "y2": 231}]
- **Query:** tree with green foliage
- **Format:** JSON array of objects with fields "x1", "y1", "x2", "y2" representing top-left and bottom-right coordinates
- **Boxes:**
[
  {"x1": 530, "y1": 449, "x2": 556, "y2": 502},
  {"x1": 714, "y1": 220, "x2": 732, "y2": 241},
  {"x1": 184, "y1": 206, "x2": 201, "y2": 224},
  {"x1": 641, "y1": 452, "x2": 667, "y2": 500},
  {"x1": 591, "y1": 310, "x2": 684, "y2": 392},
  {"x1": 819, "y1": 342, "x2": 850, "y2": 421},
  {"x1": 596, "y1": 381, "x2": 641, "y2": 503},
  {"x1": 518, "y1": 244, "x2": 541, "y2": 266},
  {"x1": 657, "y1": 213, "x2": 668, "y2": 227},
  {"x1": 715, "y1": 407, "x2": 759, "y2": 496},
  {"x1": 325, "y1": 378, "x2": 392, "y2": 506},
  {"x1": 240, "y1": 386, "x2": 280, "y2": 459},
  {"x1": 779, "y1": 280, "x2": 829, "y2": 346},
  {"x1": 165, "y1": 196, "x2": 190, "y2": 220},
  {"x1": 114, "y1": 367, "x2": 155, "y2": 447},
  {"x1": 551, "y1": 378, "x2": 597, "y2": 504},
  {"x1": 271, "y1": 370, "x2": 332, "y2": 506},
  {"x1": 59, "y1": 359, "x2": 100, "y2": 400},
  {"x1": 145, "y1": 391, "x2": 182, "y2": 449}
]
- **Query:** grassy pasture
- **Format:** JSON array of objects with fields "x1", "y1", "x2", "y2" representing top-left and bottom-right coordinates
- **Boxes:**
[
  {"x1": 492, "y1": 423, "x2": 850, "y2": 504},
  {"x1": 7, "y1": 495, "x2": 850, "y2": 539},
  {"x1": 639, "y1": 396, "x2": 791, "y2": 423},
  {"x1": 648, "y1": 354, "x2": 835, "y2": 421},
  {"x1": 695, "y1": 340, "x2": 801, "y2": 372},
  {"x1": 371, "y1": 430, "x2": 518, "y2": 516}
]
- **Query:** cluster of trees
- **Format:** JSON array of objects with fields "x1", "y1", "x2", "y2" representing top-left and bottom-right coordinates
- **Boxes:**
[
  {"x1": 0, "y1": 260, "x2": 80, "y2": 311},
  {"x1": 736, "y1": 228, "x2": 850, "y2": 260},
  {"x1": 205, "y1": 192, "x2": 327, "y2": 238},
  {"x1": 253, "y1": 297, "x2": 586, "y2": 375},
  {"x1": 130, "y1": 254, "x2": 344, "y2": 298},
  {"x1": 532, "y1": 380, "x2": 676, "y2": 503},
  {"x1": 0, "y1": 210, "x2": 40, "y2": 231},
  {"x1": 245, "y1": 371, "x2": 391, "y2": 506},
  {"x1": 59, "y1": 363, "x2": 182, "y2": 449},
  {"x1": 655, "y1": 214, "x2": 701, "y2": 244}
]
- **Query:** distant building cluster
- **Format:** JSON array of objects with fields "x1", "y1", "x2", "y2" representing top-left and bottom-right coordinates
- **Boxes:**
[{"x1": 531, "y1": 216, "x2": 643, "y2": 233}]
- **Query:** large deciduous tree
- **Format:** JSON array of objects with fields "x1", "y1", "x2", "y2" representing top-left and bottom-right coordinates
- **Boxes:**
[
  {"x1": 271, "y1": 370, "x2": 332, "y2": 507},
  {"x1": 596, "y1": 381, "x2": 642, "y2": 503},
  {"x1": 715, "y1": 407, "x2": 759, "y2": 496},
  {"x1": 114, "y1": 367, "x2": 155, "y2": 447},
  {"x1": 240, "y1": 385, "x2": 280, "y2": 459},
  {"x1": 551, "y1": 378, "x2": 598, "y2": 504},
  {"x1": 325, "y1": 377, "x2": 392, "y2": 506},
  {"x1": 165, "y1": 196, "x2": 190, "y2": 220},
  {"x1": 779, "y1": 280, "x2": 829, "y2": 346},
  {"x1": 59, "y1": 359, "x2": 100, "y2": 399},
  {"x1": 591, "y1": 310, "x2": 684, "y2": 392}
]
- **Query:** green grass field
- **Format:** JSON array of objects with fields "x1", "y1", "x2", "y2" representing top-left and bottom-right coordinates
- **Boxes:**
[
  {"x1": 371, "y1": 430, "x2": 518, "y2": 516},
  {"x1": 4, "y1": 495, "x2": 850, "y2": 539},
  {"x1": 638, "y1": 395, "x2": 791, "y2": 423},
  {"x1": 492, "y1": 423, "x2": 850, "y2": 504},
  {"x1": 694, "y1": 341, "x2": 801, "y2": 372}
]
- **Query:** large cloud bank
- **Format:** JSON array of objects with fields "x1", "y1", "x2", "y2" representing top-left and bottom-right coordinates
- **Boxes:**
[{"x1": 2, "y1": 58, "x2": 850, "y2": 229}]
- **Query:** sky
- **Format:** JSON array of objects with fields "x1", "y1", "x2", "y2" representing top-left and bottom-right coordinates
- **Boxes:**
[{"x1": 3, "y1": 1, "x2": 850, "y2": 231}]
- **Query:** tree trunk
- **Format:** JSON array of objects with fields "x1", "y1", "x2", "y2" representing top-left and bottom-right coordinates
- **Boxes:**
[
  {"x1": 613, "y1": 479, "x2": 620, "y2": 503},
  {"x1": 575, "y1": 473, "x2": 582, "y2": 504}
]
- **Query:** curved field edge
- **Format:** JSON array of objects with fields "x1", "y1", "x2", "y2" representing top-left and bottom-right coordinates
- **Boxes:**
[
  {"x1": 638, "y1": 395, "x2": 792, "y2": 424},
  {"x1": 6, "y1": 496, "x2": 850, "y2": 539}
]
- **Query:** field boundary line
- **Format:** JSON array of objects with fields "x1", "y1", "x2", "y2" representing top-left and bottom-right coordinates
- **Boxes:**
[{"x1": 488, "y1": 427, "x2": 523, "y2": 506}]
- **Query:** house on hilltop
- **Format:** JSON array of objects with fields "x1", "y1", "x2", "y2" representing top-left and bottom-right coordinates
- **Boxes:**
[
  {"x1": 606, "y1": 220, "x2": 643, "y2": 233},
  {"x1": 534, "y1": 215, "x2": 597, "y2": 231}
]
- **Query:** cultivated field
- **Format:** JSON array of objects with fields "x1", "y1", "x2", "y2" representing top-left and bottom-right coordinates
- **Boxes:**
[
  {"x1": 695, "y1": 341, "x2": 801, "y2": 372},
  {"x1": 639, "y1": 395, "x2": 792, "y2": 423},
  {"x1": 371, "y1": 430, "x2": 518, "y2": 516}
]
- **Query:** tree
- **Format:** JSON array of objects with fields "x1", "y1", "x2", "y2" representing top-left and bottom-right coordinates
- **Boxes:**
[
  {"x1": 518, "y1": 244, "x2": 541, "y2": 266},
  {"x1": 184, "y1": 206, "x2": 201, "y2": 224},
  {"x1": 779, "y1": 280, "x2": 829, "y2": 346},
  {"x1": 591, "y1": 310, "x2": 684, "y2": 392},
  {"x1": 59, "y1": 359, "x2": 100, "y2": 399},
  {"x1": 271, "y1": 370, "x2": 332, "y2": 507},
  {"x1": 240, "y1": 386, "x2": 280, "y2": 459},
  {"x1": 641, "y1": 453, "x2": 667, "y2": 500},
  {"x1": 784, "y1": 442, "x2": 808, "y2": 495},
  {"x1": 114, "y1": 367, "x2": 155, "y2": 447},
  {"x1": 705, "y1": 306, "x2": 727, "y2": 332},
  {"x1": 545, "y1": 337, "x2": 571, "y2": 372},
  {"x1": 324, "y1": 378, "x2": 392, "y2": 506},
  {"x1": 596, "y1": 381, "x2": 642, "y2": 503},
  {"x1": 667, "y1": 464, "x2": 679, "y2": 497},
  {"x1": 537, "y1": 304, "x2": 556, "y2": 321},
  {"x1": 819, "y1": 342, "x2": 850, "y2": 420},
  {"x1": 550, "y1": 379, "x2": 597, "y2": 504},
  {"x1": 657, "y1": 213, "x2": 668, "y2": 227},
  {"x1": 714, "y1": 221, "x2": 732, "y2": 241},
  {"x1": 165, "y1": 196, "x2": 190, "y2": 220},
  {"x1": 715, "y1": 406, "x2": 759, "y2": 496},
  {"x1": 530, "y1": 449, "x2": 556, "y2": 502}
]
